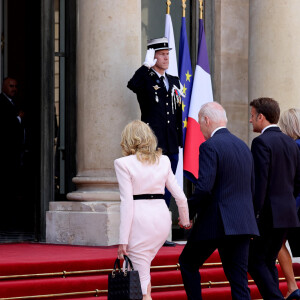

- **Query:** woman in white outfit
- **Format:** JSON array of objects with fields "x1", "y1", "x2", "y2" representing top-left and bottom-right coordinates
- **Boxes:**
[{"x1": 114, "y1": 120, "x2": 191, "y2": 300}]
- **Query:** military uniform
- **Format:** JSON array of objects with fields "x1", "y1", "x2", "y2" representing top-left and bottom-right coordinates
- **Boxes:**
[{"x1": 127, "y1": 65, "x2": 182, "y2": 155}]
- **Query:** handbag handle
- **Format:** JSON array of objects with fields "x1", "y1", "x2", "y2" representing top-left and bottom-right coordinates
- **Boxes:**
[
  {"x1": 111, "y1": 258, "x2": 121, "y2": 278},
  {"x1": 123, "y1": 255, "x2": 134, "y2": 276}
]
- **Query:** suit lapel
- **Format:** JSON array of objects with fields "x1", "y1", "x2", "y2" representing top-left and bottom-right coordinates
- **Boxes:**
[{"x1": 0, "y1": 94, "x2": 18, "y2": 116}]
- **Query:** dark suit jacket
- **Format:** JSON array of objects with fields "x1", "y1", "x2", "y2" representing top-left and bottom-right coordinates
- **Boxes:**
[
  {"x1": 0, "y1": 93, "x2": 23, "y2": 170},
  {"x1": 127, "y1": 66, "x2": 182, "y2": 155},
  {"x1": 188, "y1": 128, "x2": 259, "y2": 241},
  {"x1": 251, "y1": 126, "x2": 300, "y2": 229}
]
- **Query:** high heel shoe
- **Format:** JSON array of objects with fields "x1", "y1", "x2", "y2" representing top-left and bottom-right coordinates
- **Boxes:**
[{"x1": 286, "y1": 289, "x2": 300, "y2": 300}]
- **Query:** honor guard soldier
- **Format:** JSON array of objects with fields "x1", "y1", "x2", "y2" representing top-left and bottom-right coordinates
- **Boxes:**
[{"x1": 128, "y1": 37, "x2": 184, "y2": 246}]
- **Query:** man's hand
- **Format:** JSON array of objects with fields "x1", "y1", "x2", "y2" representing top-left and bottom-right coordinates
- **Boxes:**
[
  {"x1": 117, "y1": 244, "x2": 128, "y2": 259},
  {"x1": 143, "y1": 48, "x2": 157, "y2": 68},
  {"x1": 18, "y1": 110, "x2": 25, "y2": 119},
  {"x1": 178, "y1": 217, "x2": 193, "y2": 230}
]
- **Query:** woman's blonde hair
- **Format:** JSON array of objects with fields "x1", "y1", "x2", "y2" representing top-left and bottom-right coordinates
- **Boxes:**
[
  {"x1": 279, "y1": 108, "x2": 300, "y2": 140},
  {"x1": 120, "y1": 120, "x2": 162, "y2": 164}
]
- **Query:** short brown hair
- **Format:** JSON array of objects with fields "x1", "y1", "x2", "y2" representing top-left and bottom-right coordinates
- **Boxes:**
[{"x1": 249, "y1": 97, "x2": 280, "y2": 124}]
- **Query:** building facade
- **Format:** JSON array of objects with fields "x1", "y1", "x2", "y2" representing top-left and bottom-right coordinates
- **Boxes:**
[{"x1": 1, "y1": 0, "x2": 299, "y2": 244}]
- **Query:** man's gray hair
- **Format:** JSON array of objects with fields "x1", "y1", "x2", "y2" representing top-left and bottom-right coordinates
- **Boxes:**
[{"x1": 199, "y1": 102, "x2": 228, "y2": 124}]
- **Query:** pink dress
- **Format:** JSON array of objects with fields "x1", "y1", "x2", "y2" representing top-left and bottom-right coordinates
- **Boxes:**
[{"x1": 114, "y1": 154, "x2": 189, "y2": 295}]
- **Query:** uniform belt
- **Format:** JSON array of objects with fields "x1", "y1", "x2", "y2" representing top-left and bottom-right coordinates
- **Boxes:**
[{"x1": 133, "y1": 194, "x2": 164, "y2": 200}]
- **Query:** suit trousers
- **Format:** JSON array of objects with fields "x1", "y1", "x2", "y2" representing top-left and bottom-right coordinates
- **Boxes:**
[
  {"x1": 164, "y1": 153, "x2": 179, "y2": 207},
  {"x1": 248, "y1": 227, "x2": 287, "y2": 300},
  {"x1": 179, "y1": 235, "x2": 251, "y2": 300}
]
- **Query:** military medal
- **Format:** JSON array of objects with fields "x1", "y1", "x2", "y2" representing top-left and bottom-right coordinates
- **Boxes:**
[
  {"x1": 153, "y1": 85, "x2": 160, "y2": 103},
  {"x1": 171, "y1": 84, "x2": 185, "y2": 114},
  {"x1": 155, "y1": 91, "x2": 159, "y2": 103}
]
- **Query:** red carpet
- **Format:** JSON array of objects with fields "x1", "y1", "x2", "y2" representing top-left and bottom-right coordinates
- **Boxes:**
[{"x1": 0, "y1": 242, "x2": 299, "y2": 299}]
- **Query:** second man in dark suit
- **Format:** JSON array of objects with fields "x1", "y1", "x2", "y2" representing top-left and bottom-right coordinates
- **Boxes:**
[
  {"x1": 248, "y1": 97, "x2": 300, "y2": 300},
  {"x1": 179, "y1": 102, "x2": 259, "y2": 300}
]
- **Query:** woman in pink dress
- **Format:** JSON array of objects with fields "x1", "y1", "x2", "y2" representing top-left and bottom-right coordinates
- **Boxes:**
[{"x1": 114, "y1": 120, "x2": 190, "y2": 300}]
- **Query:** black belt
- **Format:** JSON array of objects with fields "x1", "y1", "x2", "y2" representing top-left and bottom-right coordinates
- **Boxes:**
[{"x1": 133, "y1": 194, "x2": 164, "y2": 200}]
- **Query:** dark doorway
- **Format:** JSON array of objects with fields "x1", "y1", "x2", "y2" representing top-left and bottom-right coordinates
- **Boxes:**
[
  {"x1": 0, "y1": 0, "x2": 76, "y2": 242},
  {"x1": 0, "y1": 0, "x2": 43, "y2": 241}
]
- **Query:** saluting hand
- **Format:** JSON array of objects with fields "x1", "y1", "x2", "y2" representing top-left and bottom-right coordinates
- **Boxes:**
[{"x1": 143, "y1": 48, "x2": 157, "y2": 68}]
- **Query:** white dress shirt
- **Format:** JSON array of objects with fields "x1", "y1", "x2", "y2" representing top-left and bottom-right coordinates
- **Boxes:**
[
  {"x1": 211, "y1": 126, "x2": 226, "y2": 137},
  {"x1": 261, "y1": 124, "x2": 278, "y2": 134},
  {"x1": 152, "y1": 69, "x2": 169, "y2": 91}
]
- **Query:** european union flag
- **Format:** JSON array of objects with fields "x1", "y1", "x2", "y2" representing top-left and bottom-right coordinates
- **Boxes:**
[{"x1": 179, "y1": 16, "x2": 193, "y2": 147}]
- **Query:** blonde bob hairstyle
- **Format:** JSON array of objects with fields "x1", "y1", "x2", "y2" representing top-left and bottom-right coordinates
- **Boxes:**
[
  {"x1": 279, "y1": 108, "x2": 300, "y2": 140},
  {"x1": 120, "y1": 120, "x2": 162, "y2": 164}
]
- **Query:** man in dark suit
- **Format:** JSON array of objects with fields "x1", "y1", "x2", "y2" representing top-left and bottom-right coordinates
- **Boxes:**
[
  {"x1": 0, "y1": 77, "x2": 23, "y2": 167},
  {"x1": 248, "y1": 97, "x2": 300, "y2": 300},
  {"x1": 128, "y1": 37, "x2": 184, "y2": 246},
  {"x1": 0, "y1": 77, "x2": 24, "y2": 230},
  {"x1": 179, "y1": 102, "x2": 259, "y2": 300}
]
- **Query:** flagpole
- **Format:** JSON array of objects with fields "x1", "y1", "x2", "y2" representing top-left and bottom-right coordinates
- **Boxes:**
[
  {"x1": 199, "y1": 0, "x2": 203, "y2": 19},
  {"x1": 182, "y1": 0, "x2": 186, "y2": 18},
  {"x1": 166, "y1": 0, "x2": 171, "y2": 14}
]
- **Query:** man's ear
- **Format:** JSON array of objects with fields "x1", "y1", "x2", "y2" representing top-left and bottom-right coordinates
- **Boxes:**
[
  {"x1": 258, "y1": 113, "x2": 265, "y2": 122},
  {"x1": 204, "y1": 116, "x2": 210, "y2": 125}
]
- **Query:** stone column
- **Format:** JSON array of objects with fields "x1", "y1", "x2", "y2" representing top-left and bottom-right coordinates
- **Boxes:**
[
  {"x1": 46, "y1": 0, "x2": 141, "y2": 246},
  {"x1": 213, "y1": 0, "x2": 250, "y2": 144},
  {"x1": 249, "y1": 0, "x2": 300, "y2": 142}
]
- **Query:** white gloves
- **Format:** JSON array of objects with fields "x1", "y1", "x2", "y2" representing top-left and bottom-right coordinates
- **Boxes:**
[{"x1": 143, "y1": 48, "x2": 157, "y2": 68}]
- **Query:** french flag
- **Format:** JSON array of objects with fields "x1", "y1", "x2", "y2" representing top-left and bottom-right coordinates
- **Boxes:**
[{"x1": 183, "y1": 18, "x2": 214, "y2": 181}]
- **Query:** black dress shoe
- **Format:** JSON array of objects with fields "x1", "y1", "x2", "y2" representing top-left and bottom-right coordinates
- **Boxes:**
[
  {"x1": 163, "y1": 240, "x2": 176, "y2": 247},
  {"x1": 286, "y1": 289, "x2": 300, "y2": 300}
]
